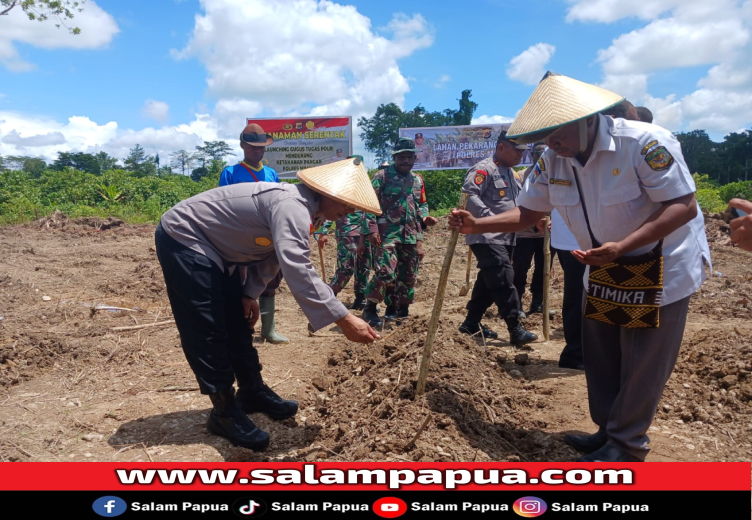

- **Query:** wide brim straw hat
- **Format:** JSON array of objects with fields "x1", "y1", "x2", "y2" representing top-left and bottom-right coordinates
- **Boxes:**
[
  {"x1": 297, "y1": 156, "x2": 382, "y2": 215},
  {"x1": 507, "y1": 71, "x2": 624, "y2": 144}
]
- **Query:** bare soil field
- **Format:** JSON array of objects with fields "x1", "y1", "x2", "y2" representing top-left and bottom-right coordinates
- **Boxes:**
[{"x1": 0, "y1": 214, "x2": 750, "y2": 464}]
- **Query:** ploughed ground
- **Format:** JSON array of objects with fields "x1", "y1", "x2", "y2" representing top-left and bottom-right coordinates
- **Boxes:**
[{"x1": 0, "y1": 213, "x2": 750, "y2": 464}]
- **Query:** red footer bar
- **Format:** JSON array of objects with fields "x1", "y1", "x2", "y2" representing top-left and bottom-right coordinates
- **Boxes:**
[{"x1": 0, "y1": 463, "x2": 748, "y2": 491}]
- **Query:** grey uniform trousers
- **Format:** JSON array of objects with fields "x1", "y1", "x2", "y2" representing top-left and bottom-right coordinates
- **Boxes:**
[{"x1": 582, "y1": 295, "x2": 691, "y2": 460}]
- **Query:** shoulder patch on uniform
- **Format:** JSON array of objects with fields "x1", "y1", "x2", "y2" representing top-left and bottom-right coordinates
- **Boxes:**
[
  {"x1": 536, "y1": 156, "x2": 546, "y2": 172},
  {"x1": 645, "y1": 146, "x2": 674, "y2": 171},
  {"x1": 530, "y1": 164, "x2": 542, "y2": 184},
  {"x1": 641, "y1": 139, "x2": 659, "y2": 155},
  {"x1": 474, "y1": 170, "x2": 487, "y2": 185}
]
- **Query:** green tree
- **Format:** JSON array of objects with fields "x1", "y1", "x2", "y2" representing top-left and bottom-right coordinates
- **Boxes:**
[
  {"x1": 190, "y1": 166, "x2": 209, "y2": 182},
  {"x1": 197, "y1": 141, "x2": 234, "y2": 161},
  {"x1": 22, "y1": 157, "x2": 46, "y2": 178},
  {"x1": 170, "y1": 149, "x2": 193, "y2": 175},
  {"x1": 94, "y1": 151, "x2": 119, "y2": 173},
  {"x1": 358, "y1": 90, "x2": 478, "y2": 164},
  {"x1": 123, "y1": 144, "x2": 156, "y2": 178},
  {"x1": 52, "y1": 151, "x2": 103, "y2": 174},
  {"x1": 0, "y1": 0, "x2": 86, "y2": 34}
]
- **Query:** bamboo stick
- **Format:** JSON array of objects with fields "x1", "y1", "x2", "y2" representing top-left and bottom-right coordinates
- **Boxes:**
[
  {"x1": 318, "y1": 240, "x2": 327, "y2": 281},
  {"x1": 542, "y1": 216, "x2": 551, "y2": 341},
  {"x1": 416, "y1": 193, "x2": 469, "y2": 396},
  {"x1": 112, "y1": 319, "x2": 174, "y2": 332},
  {"x1": 459, "y1": 248, "x2": 473, "y2": 296}
]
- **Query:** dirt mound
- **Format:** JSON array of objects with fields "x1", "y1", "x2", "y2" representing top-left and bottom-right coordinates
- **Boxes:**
[
  {"x1": 36, "y1": 210, "x2": 125, "y2": 231},
  {"x1": 280, "y1": 316, "x2": 576, "y2": 462}
]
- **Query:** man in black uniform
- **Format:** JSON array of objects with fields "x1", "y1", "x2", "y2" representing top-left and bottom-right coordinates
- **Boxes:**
[{"x1": 458, "y1": 131, "x2": 538, "y2": 346}]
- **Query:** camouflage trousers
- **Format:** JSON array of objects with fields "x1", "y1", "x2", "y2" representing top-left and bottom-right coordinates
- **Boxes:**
[
  {"x1": 365, "y1": 243, "x2": 419, "y2": 306},
  {"x1": 329, "y1": 236, "x2": 372, "y2": 295}
]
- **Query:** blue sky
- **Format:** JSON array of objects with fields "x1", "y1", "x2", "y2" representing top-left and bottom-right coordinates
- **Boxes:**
[{"x1": 1, "y1": 0, "x2": 750, "y2": 167}]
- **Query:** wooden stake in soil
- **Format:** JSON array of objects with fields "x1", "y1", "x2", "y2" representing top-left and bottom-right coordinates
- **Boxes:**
[
  {"x1": 416, "y1": 193, "x2": 469, "y2": 396},
  {"x1": 458, "y1": 248, "x2": 473, "y2": 296},
  {"x1": 542, "y1": 216, "x2": 551, "y2": 341},
  {"x1": 318, "y1": 240, "x2": 327, "y2": 281}
]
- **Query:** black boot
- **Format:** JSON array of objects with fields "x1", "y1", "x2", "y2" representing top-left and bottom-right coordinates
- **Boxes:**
[
  {"x1": 207, "y1": 388, "x2": 270, "y2": 451},
  {"x1": 383, "y1": 304, "x2": 398, "y2": 321},
  {"x1": 351, "y1": 292, "x2": 366, "y2": 311},
  {"x1": 576, "y1": 444, "x2": 643, "y2": 462},
  {"x1": 507, "y1": 320, "x2": 537, "y2": 346},
  {"x1": 563, "y1": 429, "x2": 607, "y2": 454},
  {"x1": 528, "y1": 300, "x2": 543, "y2": 314},
  {"x1": 397, "y1": 305, "x2": 410, "y2": 319},
  {"x1": 362, "y1": 301, "x2": 382, "y2": 327},
  {"x1": 458, "y1": 321, "x2": 499, "y2": 340},
  {"x1": 237, "y1": 366, "x2": 299, "y2": 420}
]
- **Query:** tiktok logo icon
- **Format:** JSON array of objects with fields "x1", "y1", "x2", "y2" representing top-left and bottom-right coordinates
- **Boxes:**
[{"x1": 233, "y1": 497, "x2": 268, "y2": 517}]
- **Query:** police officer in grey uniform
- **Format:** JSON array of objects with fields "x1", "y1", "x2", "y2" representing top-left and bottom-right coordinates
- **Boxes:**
[
  {"x1": 458, "y1": 131, "x2": 538, "y2": 346},
  {"x1": 155, "y1": 157, "x2": 381, "y2": 451}
]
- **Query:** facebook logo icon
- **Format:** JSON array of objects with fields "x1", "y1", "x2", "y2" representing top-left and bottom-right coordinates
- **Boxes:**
[{"x1": 92, "y1": 496, "x2": 127, "y2": 517}]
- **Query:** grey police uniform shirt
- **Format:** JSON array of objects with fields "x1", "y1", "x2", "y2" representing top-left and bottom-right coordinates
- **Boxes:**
[
  {"x1": 159, "y1": 182, "x2": 349, "y2": 331},
  {"x1": 462, "y1": 156, "x2": 519, "y2": 246}
]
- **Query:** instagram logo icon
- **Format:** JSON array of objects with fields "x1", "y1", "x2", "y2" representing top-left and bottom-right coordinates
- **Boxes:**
[{"x1": 514, "y1": 496, "x2": 547, "y2": 517}]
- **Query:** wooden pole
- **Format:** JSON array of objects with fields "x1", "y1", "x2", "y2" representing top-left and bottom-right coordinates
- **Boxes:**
[
  {"x1": 542, "y1": 216, "x2": 551, "y2": 341},
  {"x1": 416, "y1": 193, "x2": 469, "y2": 396},
  {"x1": 318, "y1": 240, "x2": 327, "y2": 281},
  {"x1": 459, "y1": 248, "x2": 473, "y2": 296}
]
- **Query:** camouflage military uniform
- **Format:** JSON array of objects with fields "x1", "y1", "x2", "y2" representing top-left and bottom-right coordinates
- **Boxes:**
[
  {"x1": 325, "y1": 212, "x2": 372, "y2": 295},
  {"x1": 363, "y1": 165, "x2": 429, "y2": 305}
]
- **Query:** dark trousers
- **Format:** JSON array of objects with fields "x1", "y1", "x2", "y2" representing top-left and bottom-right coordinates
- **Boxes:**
[
  {"x1": 553, "y1": 248, "x2": 586, "y2": 365},
  {"x1": 582, "y1": 296, "x2": 690, "y2": 459},
  {"x1": 155, "y1": 224, "x2": 260, "y2": 395},
  {"x1": 465, "y1": 243, "x2": 520, "y2": 325},
  {"x1": 261, "y1": 271, "x2": 283, "y2": 298},
  {"x1": 512, "y1": 237, "x2": 544, "y2": 305}
]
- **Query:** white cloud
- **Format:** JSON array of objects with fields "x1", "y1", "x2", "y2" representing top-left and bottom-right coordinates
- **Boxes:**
[
  {"x1": 0, "y1": 1, "x2": 119, "y2": 71},
  {"x1": 0, "y1": 111, "x2": 229, "y2": 166},
  {"x1": 506, "y1": 43, "x2": 556, "y2": 85},
  {"x1": 568, "y1": 0, "x2": 752, "y2": 135},
  {"x1": 566, "y1": 0, "x2": 684, "y2": 23},
  {"x1": 174, "y1": 0, "x2": 433, "y2": 121},
  {"x1": 433, "y1": 74, "x2": 451, "y2": 88},
  {"x1": 1, "y1": 129, "x2": 66, "y2": 147},
  {"x1": 472, "y1": 115, "x2": 514, "y2": 125},
  {"x1": 141, "y1": 99, "x2": 170, "y2": 124}
]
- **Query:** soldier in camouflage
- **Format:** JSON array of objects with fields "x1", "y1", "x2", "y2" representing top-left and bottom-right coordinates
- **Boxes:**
[
  {"x1": 318, "y1": 211, "x2": 372, "y2": 310},
  {"x1": 361, "y1": 138, "x2": 438, "y2": 327}
]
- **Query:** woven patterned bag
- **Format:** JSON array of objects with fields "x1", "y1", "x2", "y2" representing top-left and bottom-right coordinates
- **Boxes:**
[{"x1": 572, "y1": 168, "x2": 663, "y2": 328}]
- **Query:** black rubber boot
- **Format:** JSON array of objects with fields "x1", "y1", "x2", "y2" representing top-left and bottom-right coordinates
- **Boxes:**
[
  {"x1": 362, "y1": 301, "x2": 382, "y2": 327},
  {"x1": 458, "y1": 321, "x2": 499, "y2": 340},
  {"x1": 563, "y1": 429, "x2": 607, "y2": 454},
  {"x1": 576, "y1": 444, "x2": 642, "y2": 462},
  {"x1": 528, "y1": 300, "x2": 543, "y2": 314},
  {"x1": 383, "y1": 304, "x2": 398, "y2": 321},
  {"x1": 351, "y1": 292, "x2": 366, "y2": 311},
  {"x1": 207, "y1": 388, "x2": 270, "y2": 451},
  {"x1": 507, "y1": 320, "x2": 538, "y2": 346},
  {"x1": 237, "y1": 366, "x2": 299, "y2": 420},
  {"x1": 397, "y1": 305, "x2": 410, "y2": 319}
]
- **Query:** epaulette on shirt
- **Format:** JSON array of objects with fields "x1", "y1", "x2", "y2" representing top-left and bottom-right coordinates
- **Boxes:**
[{"x1": 611, "y1": 119, "x2": 676, "y2": 172}]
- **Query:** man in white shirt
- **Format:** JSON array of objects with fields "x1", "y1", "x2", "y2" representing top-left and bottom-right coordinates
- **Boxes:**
[{"x1": 449, "y1": 72, "x2": 711, "y2": 462}]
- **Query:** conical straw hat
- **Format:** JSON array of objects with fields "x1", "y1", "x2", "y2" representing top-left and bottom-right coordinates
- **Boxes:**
[
  {"x1": 507, "y1": 72, "x2": 624, "y2": 144},
  {"x1": 297, "y1": 156, "x2": 382, "y2": 215}
]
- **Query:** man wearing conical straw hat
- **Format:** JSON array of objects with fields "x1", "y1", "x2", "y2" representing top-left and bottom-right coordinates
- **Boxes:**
[
  {"x1": 450, "y1": 72, "x2": 711, "y2": 462},
  {"x1": 155, "y1": 156, "x2": 381, "y2": 451}
]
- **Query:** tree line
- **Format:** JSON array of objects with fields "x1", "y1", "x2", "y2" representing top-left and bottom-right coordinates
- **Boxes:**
[{"x1": 0, "y1": 141, "x2": 237, "y2": 181}]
